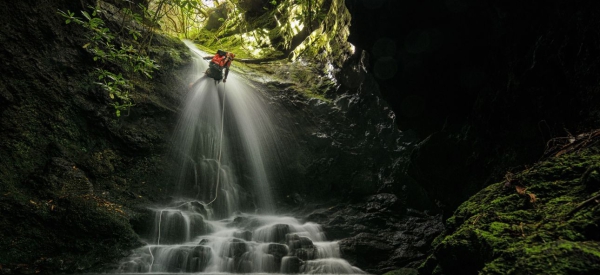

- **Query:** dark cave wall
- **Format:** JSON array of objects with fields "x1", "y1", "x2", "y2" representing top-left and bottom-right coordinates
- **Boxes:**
[
  {"x1": 345, "y1": 0, "x2": 600, "y2": 213},
  {"x1": 0, "y1": 0, "x2": 190, "y2": 272}
]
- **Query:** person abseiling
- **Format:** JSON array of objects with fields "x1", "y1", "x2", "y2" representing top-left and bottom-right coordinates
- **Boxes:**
[{"x1": 203, "y1": 50, "x2": 235, "y2": 83}]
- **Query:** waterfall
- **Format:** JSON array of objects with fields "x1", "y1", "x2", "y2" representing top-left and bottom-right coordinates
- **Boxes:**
[
  {"x1": 116, "y1": 41, "x2": 364, "y2": 274},
  {"x1": 171, "y1": 40, "x2": 280, "y2": 215}
]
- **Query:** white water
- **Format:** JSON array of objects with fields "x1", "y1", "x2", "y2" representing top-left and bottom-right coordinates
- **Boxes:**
[
  {"x1": 116, "y1": 41, "x2": 364, "y2": 274},
  {"x1": 171, "y1": 40, "x2": 282, "y2": 215}
]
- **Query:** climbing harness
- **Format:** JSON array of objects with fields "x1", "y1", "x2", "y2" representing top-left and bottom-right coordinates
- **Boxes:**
[{"x1": 204, "y1": 50, "x2": 233, "y2": 85}]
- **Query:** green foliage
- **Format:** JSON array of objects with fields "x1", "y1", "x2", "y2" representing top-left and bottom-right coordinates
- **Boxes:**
[
  {"x1": 58, "y1": 6, "x2": 158, "y2": 117},
  {"x1": 151, "y1": 0, "x2": 208, "y2": 38}
]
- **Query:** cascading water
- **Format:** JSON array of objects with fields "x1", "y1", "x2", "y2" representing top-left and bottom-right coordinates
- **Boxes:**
[
  {"x1": 169, "y1": 41, "x2": 280, "y2": 216},
  {"x1": 116, "y1": 41, "x2": 364, "y2": 274}
]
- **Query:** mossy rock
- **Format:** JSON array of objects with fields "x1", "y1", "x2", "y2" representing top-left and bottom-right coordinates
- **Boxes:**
[
  {"x1": 421, "y1": 146, "x2": 600, "y2": 275},
  {"x1": 483, "y1": 241, "x2": 600, "y2": 274}
]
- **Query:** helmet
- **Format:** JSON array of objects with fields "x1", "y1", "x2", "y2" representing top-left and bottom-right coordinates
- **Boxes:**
[{"x1": 227, "y1": 52, "x2": 235, "y2": 59}]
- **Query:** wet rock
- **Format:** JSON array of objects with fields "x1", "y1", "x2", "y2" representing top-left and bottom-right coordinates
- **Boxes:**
[
  {"x1": 304, "y1": 200, "x2": 444, "y2": 273},
  {"x1": 155, "y1": 211, "x2": 188, "y2": 244},
  {"x1": 228, "y1": 239, "x2": 248, "y2": 258},
  {"x1": 270, "y1": 224, "x2": 291, "y2": 243},
  {"x1": 152, "y1": 208, "x2": 207, "y2": 244},
  {"x1": 237, "y1": 258, "x2": 253, "y2": 273},
  {"x1": 288, "y1": 239, "x2": 301, "y2": 251},
  {"x1": 166, "y1": 249, "x2": 190, "y2": 272},
  {"x1": 233, "y1": 230, "x2": 253, "y2": 241},
  {"x1": 287, "y1": 235, "x2": 301, "y2": 250},
  {"x1": 191, "y1": 246, "x2": 212, "y2": 257},
  {"x1": 294, "y1": 247, "x2": 316, "y2": 261},
  {"x1": 339, "y1": 233, "x2": 394, "y2": 265},
  {"x1": 366, "y1": 193, "x2": 402, "y2": 212},
  {"x1": 177, "y1": 201, "x2": 209, "y2": 217},
  {"x1": 298, "y1": 236, "x2": 314, "y2": 248},
  {"x1": 198, "y1": 238, "x2": 209, "y2": 245},
  {"x1": 281, "y1": 256, "x2": 301, "y2": 274},
  {"x1": 286, "y1": 233, "x2": 300, "y2": 242},
  {"x1": 188, "y1": 246, "x2": 212, "y2": 272},
  {"x1": 268, "y1": 243, "x2": 289, "y2": 264},
  {"x1": 286, "y1": 233, "x2": 314, "y2": 250}
]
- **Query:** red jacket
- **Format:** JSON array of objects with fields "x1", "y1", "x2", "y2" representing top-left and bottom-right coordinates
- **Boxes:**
[
  {"x1": 211, "y1": 54, "x2": 231, "y2": 68},
  {"x1": 204, "y1": 52, "x2": 233, "y2": 80}
]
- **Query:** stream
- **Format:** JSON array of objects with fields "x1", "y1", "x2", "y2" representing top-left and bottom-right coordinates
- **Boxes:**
[{"x1": 114, "y1": 41, "x2": 364, "y2": 274}]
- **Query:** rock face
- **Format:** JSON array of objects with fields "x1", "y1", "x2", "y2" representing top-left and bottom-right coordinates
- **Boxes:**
[
  {"x1": 263, "y1": 50, "x2": 431, "y2": 207},
  {"x1": 304, "y1": 194, "x2": 443, "y2": 273},
  {"x1": 0, "y1": 0, "x2": 191, "y2": 272}
]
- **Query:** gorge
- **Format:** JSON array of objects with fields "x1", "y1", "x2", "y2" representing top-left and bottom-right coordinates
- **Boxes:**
[{"x1": 1, "y1": 0, "x2": 600, "y2": 275}]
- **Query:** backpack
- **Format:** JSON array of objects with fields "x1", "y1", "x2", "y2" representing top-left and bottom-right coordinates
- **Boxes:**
[{"x1": 207, "y1": 62, "x2": 223, "y2": 80}]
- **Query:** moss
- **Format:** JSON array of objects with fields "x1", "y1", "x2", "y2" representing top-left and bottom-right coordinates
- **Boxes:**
[
  {"x1": 422, "y1": 146, "x2": 600, "y2": 274},
  {"x1": 483, "y1": 241, "x2": 600, "y2": 275},
  {"x1": 192, "y1": 27, "x2": 284, "y2": 60},
  {"x1": 488, "y1": 221, "x2": 510, "y2": 235}
]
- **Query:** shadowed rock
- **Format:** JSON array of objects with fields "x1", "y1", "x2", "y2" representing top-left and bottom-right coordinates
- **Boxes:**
[
  {"x1": 281, "y1": 256, "x2": 301, "y2": 273},
  {"x1": 268, "y1": 243, "x2": 289, "y2": 264}
]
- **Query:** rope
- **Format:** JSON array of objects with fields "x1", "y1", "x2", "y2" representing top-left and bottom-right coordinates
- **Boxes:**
[
  {"x1": 206, "y1": 83, "x2": 226, "y2": 206},
  {"x1": 148, "y1": 245, "x2": 155, "y2": 272}
]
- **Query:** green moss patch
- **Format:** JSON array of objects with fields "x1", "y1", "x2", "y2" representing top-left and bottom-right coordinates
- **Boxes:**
[{"x1": 420, "y1": 146, "x2": 600, "y2": 275}]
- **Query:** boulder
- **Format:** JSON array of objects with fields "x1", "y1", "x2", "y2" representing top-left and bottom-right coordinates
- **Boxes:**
[
  {"x1": 281, "y1": 256, "x2": 301, "y2": 274},
  {"x1": 270, "y1": 224, "x2": 291, "y2": 243},
  {"x1": 298, "y1": 236, "x2": 314, "y2": 248},
  {"x1": 294, "y1": 248, "x2": 315, "y2": 261},
  {"x1": 188, "y1": 246, "x2": 212, "y2": 272},
  {"x1": 267, "y1": 243, "x2": 289, "y2": 264},
  {"x1": 166, "y1": 249, "x2": 189, "y2": 272},
  {"x1": 228, "y1": 240, "x2": 248, "y2": 258}
]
